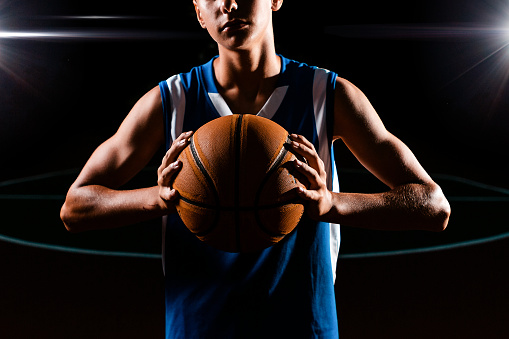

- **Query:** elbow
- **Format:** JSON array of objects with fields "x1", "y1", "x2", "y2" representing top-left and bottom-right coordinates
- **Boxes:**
[
  {"x1": 427, "y1": 183, "x2": 451, "y2": 232},
  {"x1": 60, "y1": 198, "x2": 87, "y2": 233},
  {"x1": 60, "y1": 201, "x2": 77, "y2": 233}
]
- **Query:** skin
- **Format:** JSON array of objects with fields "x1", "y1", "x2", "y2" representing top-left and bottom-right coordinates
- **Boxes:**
[{"x1": 61, "y1": 0, "x2": 450, "y2": 233}]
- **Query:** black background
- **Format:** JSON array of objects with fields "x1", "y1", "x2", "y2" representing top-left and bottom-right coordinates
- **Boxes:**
[
  {"x1": 1, "y1": 0, "x2": 508, "y2": 188},
  {"x1": 2, "y1": 1, "x2": 509, "y2": 338}
]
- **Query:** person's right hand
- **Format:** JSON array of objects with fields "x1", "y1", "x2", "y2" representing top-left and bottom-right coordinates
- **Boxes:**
[{"x1": 157, "y1": 131, "x2": 193, "y2": 209}]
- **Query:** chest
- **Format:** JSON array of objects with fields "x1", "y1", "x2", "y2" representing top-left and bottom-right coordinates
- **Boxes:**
[{"x1": 220, "y1": 87, "x2": 272, "y2": 115}]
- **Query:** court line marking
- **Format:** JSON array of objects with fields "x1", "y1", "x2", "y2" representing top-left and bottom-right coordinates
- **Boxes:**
[
  {"x1": 0, "y1": 233, "x2": 161, "y2": 259},
  {"x1": 5, "y1": 168, "x2": 506, "y2": 196},
  {"x1": 0, "y1": 169, "x2": 79, "y2": 188},
  {"x1": 432, "y1": 173, "x2": 509, "y2": 196},
  {"x1": 341, "y1": 169, "x2": 509, "y2": 196},
  {"x1": 1, "y1": 169, "x2": 508, "y2": 259},
  {"x1": 2, "y1": 229, "x2": 508, "y2": 259},
  {"x1": 339, "y1": 231, "x2": 509, "y2": 259},
  {"x1": 0, "y1": 194, "x2": 66, "y2": 200}
]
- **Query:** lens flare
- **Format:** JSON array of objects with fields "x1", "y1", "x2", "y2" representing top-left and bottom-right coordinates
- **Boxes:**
[
  {"x1": 0, "y1": 15, "x2": 205, "y2": 93},
  {"x1": 0, "y1": 15, "x2": 205, "y2": 41},
  {"x1": 0, "y1": 29, "x2": 203, "y2": 40},
  {"x1": 327, "y1": 22, "x2": 509, "y2": 121}
]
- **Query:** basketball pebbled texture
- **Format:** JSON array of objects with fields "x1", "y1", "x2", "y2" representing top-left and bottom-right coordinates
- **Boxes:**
[{"x1": 172, "y1": 114, "x2": 305, "y2": 253}]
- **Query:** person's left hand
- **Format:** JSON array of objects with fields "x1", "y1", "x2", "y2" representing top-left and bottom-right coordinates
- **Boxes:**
[{"x1": 288, "y1": 134, "x2": 333, "y2": 221}]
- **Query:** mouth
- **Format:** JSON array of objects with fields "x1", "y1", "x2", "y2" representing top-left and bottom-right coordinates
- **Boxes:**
[{"x1": 221, "y1": 19, "x2": 247, "y2": 32}]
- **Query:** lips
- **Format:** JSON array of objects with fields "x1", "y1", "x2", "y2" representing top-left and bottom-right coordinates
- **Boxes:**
[{"x1": 221, "y1": 19, "x2": 247, "y2": 32}]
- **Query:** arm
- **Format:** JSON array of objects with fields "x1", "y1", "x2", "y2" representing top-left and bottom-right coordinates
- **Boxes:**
[
  {"x1": 60, "y1": 86, "x2": 191, "y2": 232},
  {"x1": 290, "y1": 77, "x2": 450, "y2": 232}
]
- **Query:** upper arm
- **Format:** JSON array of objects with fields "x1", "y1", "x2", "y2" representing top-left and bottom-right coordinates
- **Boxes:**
[
  {"x1": 72, "y1": 86, "x2": 165, "y2": 190},
  {"x1": 332, "y1": 77, "x2": 433, "y2": 189}
]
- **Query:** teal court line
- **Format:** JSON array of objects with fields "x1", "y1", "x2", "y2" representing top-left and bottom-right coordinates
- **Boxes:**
[
  {"x1": 1, "y1": 227, "x2": 509, "y2": 260},
  {"x1": 0, "y1": 233, "x2": 161, "y2": 259},
  {"x1": 0, "y1": 169, "x2": 78, "y2": 188},
  {"x1": 0, "y1": 194, "x2": 66, "y2": 200},
  {"x1": 340, "y1": 231, "x2": 509, "y2": 259},
  {"x1": 0, "y1": 169, "x2": 508, "y2": 259}
]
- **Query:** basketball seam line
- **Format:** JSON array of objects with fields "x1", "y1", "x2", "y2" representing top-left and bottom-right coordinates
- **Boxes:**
[
  {"x1": 234, "y1": 114, "x2": 243, "y2": 252},
  {"x1": 189, "y1": 136, "x2": 220, "y2": 237},
  {"x1": 254, "y1": 136, "x2": 292, "y2": 206},
  {"x1": 179, "y1": 195, "x2": 301, "y2": 211},
  {"x1": 254, "y1": 135, "x2": 296, "y2": 238},
  {"x1": 178, "y1": 195, "x2": 298, "y2": 237}
]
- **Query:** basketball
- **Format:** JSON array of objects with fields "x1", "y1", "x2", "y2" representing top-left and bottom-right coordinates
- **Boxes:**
[{"x1": 171, "y1": 114, "x2": 305, "y2": 253}]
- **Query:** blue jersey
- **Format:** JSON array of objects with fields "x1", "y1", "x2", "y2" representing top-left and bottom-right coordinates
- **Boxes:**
[{"x1": 159, "y1": 56, "x2": 340, "y2": 339}]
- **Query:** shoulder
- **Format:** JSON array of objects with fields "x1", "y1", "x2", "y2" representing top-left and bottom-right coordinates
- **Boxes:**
[
  {"x1": 278, "y1": 58, "x2": 361, "y2": 103},
  {"x1": 331, "y1": 76, "x2": 385, "y2": 141},
  {"x1": 334, "y1": 76, "x2": 366, "y2": 103},
  {"x1": 170, "y1": 57, "x2": 217, "y2": 89},
  {"x1": 114, "y1": 85, "x2": 164, "y2": 148},
  {"x1": 279, "y1": 56, "x2": 339, "y2": 95},
  {"x1": 128, "y1": 86, "x2": 163, "y2": 121},
  {"x1": 279, "y1": 56, "x2": 316, "y2": 78},
  {"x1": 142, "y1": 85, "x2": 163, "y2": 106},
  {"x1": 333, "y1": 76, "x2": 375, "y2": 117}
]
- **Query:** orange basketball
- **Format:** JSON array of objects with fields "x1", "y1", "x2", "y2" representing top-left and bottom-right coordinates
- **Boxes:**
[{"x1": 172, "y1": 114, "x2": 305, "y2": 252}]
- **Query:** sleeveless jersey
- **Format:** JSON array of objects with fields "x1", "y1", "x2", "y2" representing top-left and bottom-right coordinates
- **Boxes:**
[{"x1": 159, "y1": 56, "x2": 340, "y2": 339}]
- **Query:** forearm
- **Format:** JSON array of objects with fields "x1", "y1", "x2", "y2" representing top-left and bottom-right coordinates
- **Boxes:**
[
  {"x1": 60, "y1": 185, "x2": 174, "y2": 232},
  {"x1": 326, "y1": 183, "x2": 450, "y2": 232}
]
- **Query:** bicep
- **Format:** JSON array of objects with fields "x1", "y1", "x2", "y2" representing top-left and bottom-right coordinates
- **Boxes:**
[
  {"x1": 73, "y1": 86, "x2": 165, "y2": 189},
  {"x1": 333, "y1": 77, "x2": 432, "y2": 189}
]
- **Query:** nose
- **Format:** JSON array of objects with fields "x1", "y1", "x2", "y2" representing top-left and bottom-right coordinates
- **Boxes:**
[{"x1": 221, "y1": 0, "x2": 238, "y2": 13}]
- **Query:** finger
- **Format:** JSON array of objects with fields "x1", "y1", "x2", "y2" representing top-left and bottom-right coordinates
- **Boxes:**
[
  {"x1": 293, "y1": 158, "x2": 321, "y2": 189},
  {"x1": 288, "y1": 136, "x2": 322, "y2": 172},
  {"x1": 290, "y1": 133, "x2": 313, "y2": 147},
  {"x1": 160, "y1": 131, "x2": 193, "y2": 170},
  {"x1": 160, "y1": 187, "x2": 179, "y2": 202},
  {"x1": 158, "y1": 160, "x2": 181, "y2": 186}
]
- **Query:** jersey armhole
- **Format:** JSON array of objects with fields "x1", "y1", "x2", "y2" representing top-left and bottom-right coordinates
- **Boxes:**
[
  {"x1": 325, "y1": 72, "x2": 337, "y2": 145},
  {"x1": 159, "y1": 80, "x2": 172, "y2": 150}
]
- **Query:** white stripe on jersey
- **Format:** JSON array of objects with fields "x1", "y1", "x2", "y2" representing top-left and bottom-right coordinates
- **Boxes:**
[
  {"x1": 312, "y1": 68, "x2": 340, "y2": 282},
  {"x1": 312, "y1": 68, "x2": 331, "y2": 188},
  {"x1": 257, "y1": 86, "x2": 288, "y2": 120},
  {"x1": 166, "y1": 75, "x2": 186, "y2": 143},
  {"x1": 208, "y1": 93, "x2": 232, "y2": 117},
  {"x1": 208, "y1": 86, "x2": 289, "y2": 119}
]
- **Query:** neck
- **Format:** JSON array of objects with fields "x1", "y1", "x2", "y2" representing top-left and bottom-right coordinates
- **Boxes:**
[
  {"x1": 214, "y1": 40, "x2": 280, "y2": 90},
  {"x1": 213, "y1": 37, "x2": 281, "y2": 114}
]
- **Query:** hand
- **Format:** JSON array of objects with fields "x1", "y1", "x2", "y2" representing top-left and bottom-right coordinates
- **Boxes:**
[
  {"x1": 289, "y1": 134, "x2": 333, "y2": 221},
  {"x1": 157, "y1": 131, "x2": 193, "y2": 207}
]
